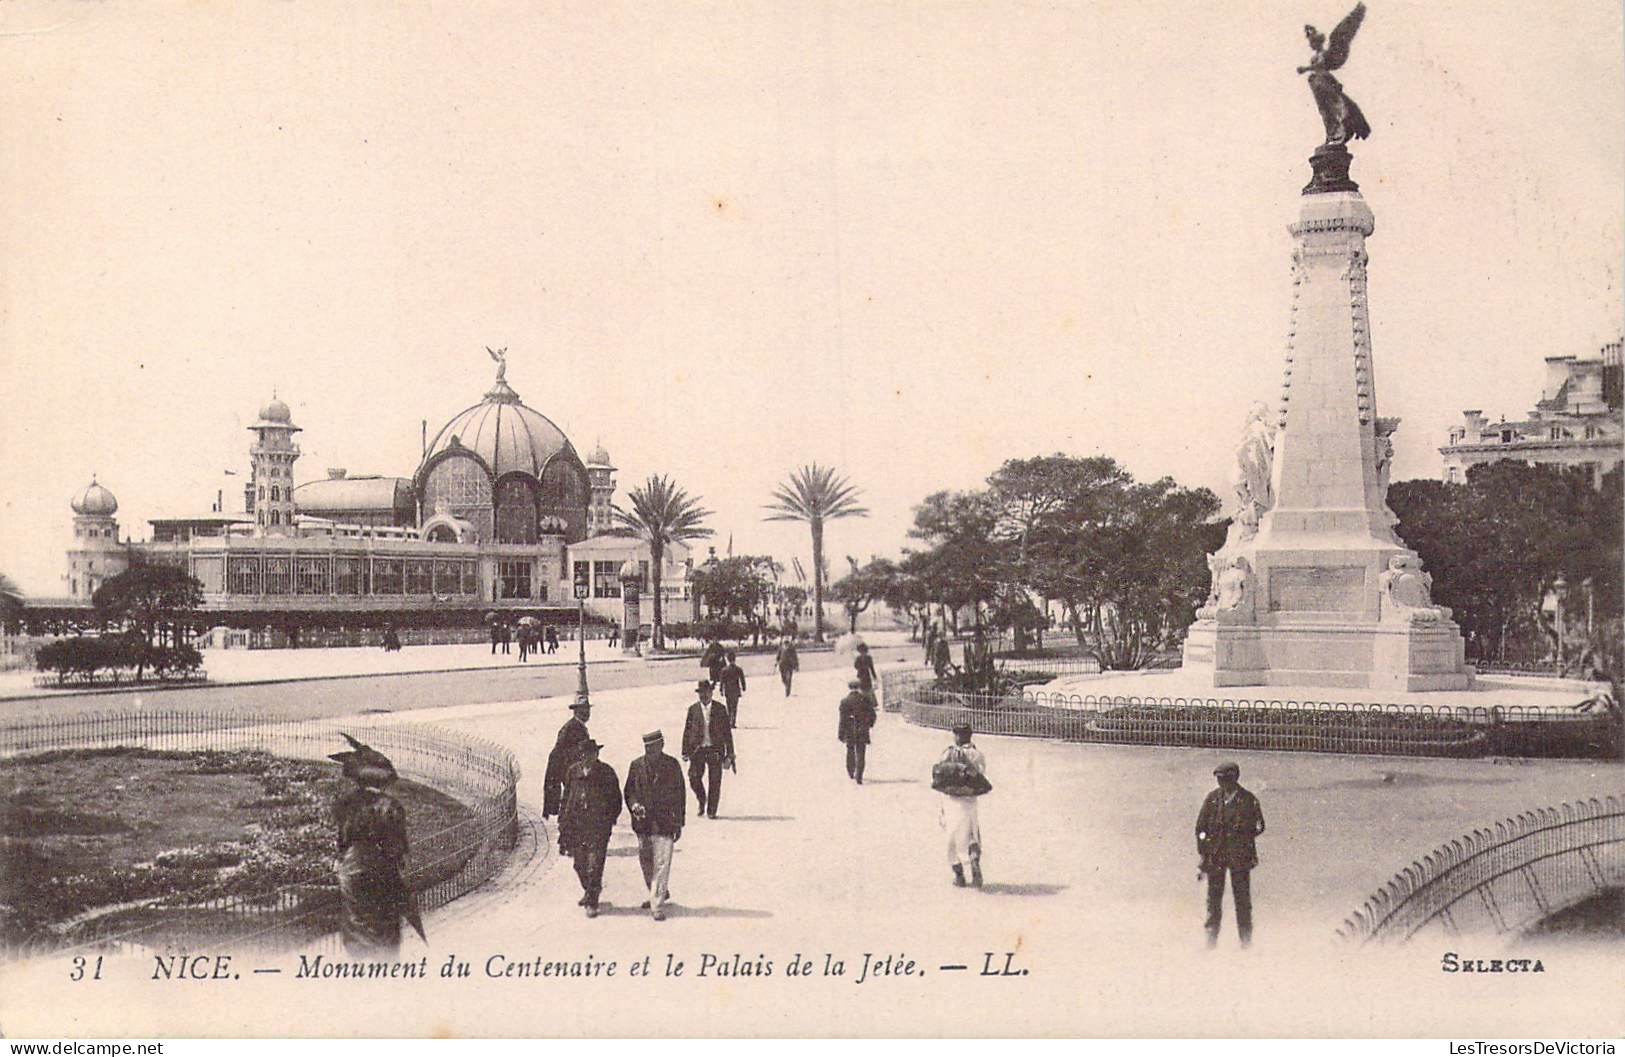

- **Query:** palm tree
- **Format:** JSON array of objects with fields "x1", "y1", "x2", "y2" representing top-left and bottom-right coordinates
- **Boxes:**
[
  {"x1": 763, "y1": 464, "x2": 869, "y2": 643},
  {"x1": 612, "y1": 475, "x2": 713, "y2": 651}
]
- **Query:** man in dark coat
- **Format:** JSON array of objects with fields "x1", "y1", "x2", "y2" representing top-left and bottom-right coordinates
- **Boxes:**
[
  {"x1": 774, "y1": 636, "x2": 799, "y2": 697},
  {"x1": 837, "y1": 678, "x2": 877, "y2": 783},
  {"x1": 854, "y1": 642, "x2": 877, "y2": 702},
  {"x1": 701, "y1": 638, "x2": 727, "y2": 685},
  {"x1": 623, "y1": 730, "x2": 686, "y2": 921},
  {"x1": 559, "y1": 740, "x2": 622, "y2": 917},
  {"x1": 1195, "y1": 760, "x2": 1266, "y2": 948},
  {"x1": 681, "y1": 680, "x2": 734, "y2": 819},
  {"x1": 543, "y1": 700, "x2": 592, "y2": 821},
  {"x1": 718, "y1": 650, "x2": 747, "y2": 728}
]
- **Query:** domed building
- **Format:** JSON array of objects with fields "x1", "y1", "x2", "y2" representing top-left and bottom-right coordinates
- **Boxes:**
[
  {"x1": 415, "y1": 371, "x2": 591, "y2": 545},
  {"x1": 45, "y1": 355, "x2": 700, "y2": 644}
]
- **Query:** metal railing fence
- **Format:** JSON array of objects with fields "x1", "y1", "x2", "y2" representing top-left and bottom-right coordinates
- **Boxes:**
[
  {"x1": 0, "y1": 709, "x2": 520, "y2": 960},
  {"x1": 879, "y1": 668, "x2": 1620, "y2": 759},
  {"x1": 1336, "y1": 796, "x2": 1624, "y2": 943}
]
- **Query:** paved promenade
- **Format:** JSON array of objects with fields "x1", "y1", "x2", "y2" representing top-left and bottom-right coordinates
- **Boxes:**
[{"x1": 4, "y1": 660, "x2": 1620, "y2": 1037}]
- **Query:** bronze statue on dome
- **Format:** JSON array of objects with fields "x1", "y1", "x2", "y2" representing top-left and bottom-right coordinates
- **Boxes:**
[
  {"x1": 1298, "y1": 3, "x2": 1371, "y2": 148},
  {"x1": 486, "y1": 345, "x2": 508, "y2": 384}
]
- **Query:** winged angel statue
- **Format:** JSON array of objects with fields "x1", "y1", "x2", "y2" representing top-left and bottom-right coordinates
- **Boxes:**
[{"x1": 1298, "y1": 3, "x2": 1371, "y2": 147}]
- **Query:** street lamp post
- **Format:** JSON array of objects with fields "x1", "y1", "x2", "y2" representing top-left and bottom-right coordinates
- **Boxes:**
[{"x1": 573, "y1": 569, "x2": 591, "y2": 708}]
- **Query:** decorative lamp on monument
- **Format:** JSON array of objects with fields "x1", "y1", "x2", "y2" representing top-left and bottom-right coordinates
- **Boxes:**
[
  {"x1": 618, "y1": 558, "x2": 642, "y2": 656},
  {"x1": 573, "y1": 567, "x2": 591, "y2": 707}
]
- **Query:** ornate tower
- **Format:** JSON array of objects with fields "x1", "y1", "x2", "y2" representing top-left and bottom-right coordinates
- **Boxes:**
[
  {"x1": 247, "y1": 395, "x2": 302, "y2": 536},
  {"x1": 585, "y1": 441, "x2": 617, "y2": 536},
  {"x1": 65, "y1": 477, "x2": 127, "y2": 600}
]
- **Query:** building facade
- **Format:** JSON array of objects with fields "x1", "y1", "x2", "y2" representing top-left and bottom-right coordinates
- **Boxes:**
[
  {"x1": 50, "y1": 360, "x2": 696, "y2": 634},
  {"x1": 1440, "y1": 339, "x2": 1623, "y2": 486}
]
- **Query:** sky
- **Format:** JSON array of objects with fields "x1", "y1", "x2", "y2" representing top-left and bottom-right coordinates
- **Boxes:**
[{"x1": 1, "y1": 1, "x2": 1620, "y2": 596}]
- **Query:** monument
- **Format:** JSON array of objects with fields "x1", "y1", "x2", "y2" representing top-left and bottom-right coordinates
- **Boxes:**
[{"x1": 1180, "y1": 3, "x2": 1473, "y2": 691}]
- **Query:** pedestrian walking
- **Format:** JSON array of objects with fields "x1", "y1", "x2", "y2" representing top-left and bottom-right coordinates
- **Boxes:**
[
  {"x1": 517, "y1": 624, "x2": 531, "y2": 662},
  {"x1": 935, "y1": 722, "x2": 989, "y2": 887},
  {"x1": 1195, "y1": 761, "x2": 1266, "y2": 948},
  {"x1": 546, "y1": 626, "x2": 560, "y2": 654},
  {"x1": 608, "y1": 625, "x2": 620, "y2": 649},
  {"x1": 623, "y1": 730, "x2": 686, "y2": 921},
  {"x1": 854, "y1": 642, "x2": 877, "y2": 701},
  {"x1": 719, "y1": 650, "x2": 747, "y2": 728},
  {"x1": 558, "y1": 740, "x2": 621, "y2": 918},
  {"x1": 774, "y1": 635, "x2": 799, "y2": 697},
  {"x1": 500, "y1": 621, "x2": 512, "y2": 655},
  {"x1": 923, "y1": 623, "x2": 937, "y2": 666},
  {"x1": 681, "y1": 680, "x2": 734, "y2": 819},
  {"x1": 701, "y1": 637, "x2": 727, "y2": 685},
  {"x1": 542, "y1": 700, "x2": 592, "y2": 821},
  {"x1": 838, "y1": 679, "x2": 876, "y2": 783},
  {"x1": 490, "y1": 619, "x2": 501, "y2": 656},
  {"x1": 930, "y1": 633, "x2": 952, "y2": 681},
  {"x1": 381, "y1": 622, "x2": 401, "y2": 653},
  {"x1": 329, "y1": 733, "x2": 424, "y2": 955}
]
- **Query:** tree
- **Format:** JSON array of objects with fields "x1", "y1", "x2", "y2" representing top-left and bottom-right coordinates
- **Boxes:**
[
  {"x1": 91, "y1": 560, "x2": 205, "y2": 681},
  {"x1": 611, "y1": 475, "x2": 713, "y2": 651},
  {"x1": 691, "y1": 555, "x2": 778, "y2": 644},
  {"x1": 1025, "y1": 470, "x2": 1222, "y2": 669},
  {"x1": 830, "y1": 557, "x2": 898, "y2": 633},
  {"x1": 763, "y1": 464, "x2": 869, "y2": 643},
  {"x1": 778, "y1": 585, "x2": 808, "y2": 634},
  {"x1": 0, "y1": 572, "x2": 22, "y2": 632},
  {"x1": 1389, "y1": 463, "x2": 1622, "y2": 665},
  {"x1": 907, "y1": 490, "x2": 1003, "y2": 630}
]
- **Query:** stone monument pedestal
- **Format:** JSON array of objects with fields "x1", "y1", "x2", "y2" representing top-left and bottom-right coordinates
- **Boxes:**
[{"x1": 1181, "y1": 183, "x2": 1472, "y2": 693}]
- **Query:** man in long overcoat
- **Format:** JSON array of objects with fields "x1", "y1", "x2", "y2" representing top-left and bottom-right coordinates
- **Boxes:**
[
  {"x1": 559, "y1": 740, "x2": 622, "y2": 917},
  {"x1": 718, "y1": 650, "x2": 748, "y2": 728},
  {"x1": 623, "y1": 730, "x2": 686, "y2": 920},
  {"x1": 543, "y1": 700, "x2": 592, "y2": 821},
  {"x1": 837, "y1": 678, "x2": 877, "y2": 783},
  {"x1": 774, "y1": 636, "x2": 799, "y2": 697},
  {"x1": 1195, "y1": 760, "x2": 1266, "y2": 948},
  {"x1": 681, "y1": 680, "x2": 735, "y2": 819}
]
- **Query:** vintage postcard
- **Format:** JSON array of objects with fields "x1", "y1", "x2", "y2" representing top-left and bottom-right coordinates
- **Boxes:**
[{"x1": 0, "y1": 0, "x2": 1620, "y2": 1040}]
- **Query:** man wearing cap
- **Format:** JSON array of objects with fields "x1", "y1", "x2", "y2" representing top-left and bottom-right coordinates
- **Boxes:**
[
  {"x1": 624, "y1": 730, "x2": 686, "y2": 921},
  {"x1": 938, "y1": 722, "x2": 987, "y2": 887},
  {"x1": 681, "y1": 680, "x2": 735, "y2": 819},
  {"x1": 543, "y1": 700, "x2": 592, "y2": 823},
  {"x1": 1195, "y1": 761, "x2": 1266, "y2": 948},
  {"x1": 718, "y1": 650, "x2": 748, "y2": 729},
  {"x1": 558, "y1": 739, "x2": 622, "y2": 918},
  {"x1": 838, "y1": 678, "x2": 877, "y2": 783}
]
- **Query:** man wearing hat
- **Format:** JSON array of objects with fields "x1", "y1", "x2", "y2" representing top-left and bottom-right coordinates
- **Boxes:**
[
  {"x1": 681, "y1": 679, "x2": 735, "y2": 819},
  {"x1": 1195, "y1": 761, "x2": 1266, "y2": 948},
  {"x1": 542, "y1": 699, "x2": 593, "y2": 822},
  {"x1": 558, "y1": 739, "x2": 622, "y2": 917},
  {"x1": 623, "y1": 730, "x2": 686, "y2": 921},
  {"x1": 837, "y1": 678, "x2": 877, "y2": 783}
]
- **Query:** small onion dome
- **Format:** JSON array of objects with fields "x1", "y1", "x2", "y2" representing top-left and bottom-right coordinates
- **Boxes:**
[
  {"x1": 618, "y1": 558, "x2": 642, "y2": 581},
  {"x1": 71, "y1": 477, "x2": 118, "y2": 516},
  {"x1": 588, "y1": 442, "x2": 613, "y2": 468},
  {"x1": 259, "y1": 395, "x2": 293, "y2": 424}
]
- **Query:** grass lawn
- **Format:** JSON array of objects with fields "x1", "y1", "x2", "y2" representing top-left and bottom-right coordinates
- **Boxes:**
[{"x1": 0, "y1": 747, "x2": 474, "y2": 949}]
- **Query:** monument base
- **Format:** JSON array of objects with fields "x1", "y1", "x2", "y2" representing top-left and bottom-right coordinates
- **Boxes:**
[{"x1": 1181, "y1": 618, "x2": 1473, "y2": 692}]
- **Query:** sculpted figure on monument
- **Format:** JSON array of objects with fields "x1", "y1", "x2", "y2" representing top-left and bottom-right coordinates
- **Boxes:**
[
  {"x1": 1298, "y1": 3, "x2": 1371, "y2": 148},
  {"x1": 1214, "y1": 556, "x2": 1256, "y2": 623},
  {"x1": 1233, "y1": 403, "x2": 1276, "y2": 541},
  {"x1": 1379, "y1": 554, "x2": 1448, "y2": 623},
  {"x1": 1196, "y1": 551, "x2": 1227, "y2": 619}
]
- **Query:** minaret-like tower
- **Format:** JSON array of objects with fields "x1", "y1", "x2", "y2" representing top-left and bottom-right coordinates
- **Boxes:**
[
  {"x1": 65, "y1": 477, "x2": 127, "y2": 600},
  {"x1": 585, "y1": 441, "x2": 617, "y2": 536},
  {"x1": 247, "y1": 395, "x2": 302, "y2": 536}
]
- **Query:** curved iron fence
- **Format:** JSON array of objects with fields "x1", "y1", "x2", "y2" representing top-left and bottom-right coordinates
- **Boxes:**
[
  {"x1": 879, "y1": 668, "x2": 1620, "y2": 759},
  {"x1": 1337, "y1": 796, "x2": 1625, "y2": 944},
  {"x1": 0, "y1": 708, "x2": 520, "y2": 959}
]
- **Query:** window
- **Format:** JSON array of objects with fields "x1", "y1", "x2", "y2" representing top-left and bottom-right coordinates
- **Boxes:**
[
  {"x1": 270, "y1": 510, "x2": 281, "y2": 526},
  {"x1": 1586, "y1": 426, "x2": 1599, "y2": 439},
  {"x1": 423, "y1": 457, "x2": 492, "y2": 516},
  {"x1": 1501, "y1": 429, "x2": 1514, "y2": 443},
  {"x1": 258, "y1": 485, "x2": 265, "y2": 500},
  {"x1": 229, "y1": 556, "x2": 260, "y2": 593},
  {"x1": 499, "y1": 560, "x2": 532, "y2": 599},
  {"x1": 495, "y1": 478, "x2": 538, "y2": 543},
  {"x1": 405, "y1": 560, "x2": 433, "y2": 595},
  {"x1": 1446, "y1": 466, "x2": 1460, "y2": 483},
  {"x1": 297, "y1": 557, "x2": 329, "y2": 594},
  {"x1": 461, "y1": 562, "x2": 477, "y2": 595},
  {"x1": 263, "y1": 557, "x2": 291, "y2": 595},
  {"x1": 1550, "y1": 427, "x2": 1563, "y2": 440},
  {"x1": 573, "y1": 561, "x2": 590, "y2": 588},
  {"x1": 335, "y1": 557, "x2": 367, "y2": 595},
  {"x1": 270, "y1": 485, "x2": 280, "y2": 502},
  {"x1": 258, "y1": 511, "x2": 265, "y2": 526},
  {"x1": 594, "y1": 560, "x2": 621, "y2": 598},
  {"x1": 434, "y1": 559, "x2": 462, "y2": 596},
  {"x1": 373, "y1": 559, "x2": 403, "y2": 594}
]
